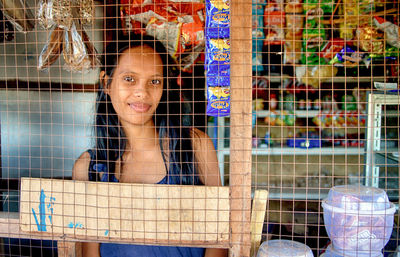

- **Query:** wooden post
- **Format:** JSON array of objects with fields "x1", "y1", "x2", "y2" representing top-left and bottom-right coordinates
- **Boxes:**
[{"x1": 229, "y1": 0, "x2": 253, "y2": 253}]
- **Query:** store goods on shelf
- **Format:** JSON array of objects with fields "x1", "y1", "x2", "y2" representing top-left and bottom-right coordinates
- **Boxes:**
[
  {"x1": 257, "y1": 239, "x2": 314, "y2": 257},
  {"x1": 321, "y1": 185, "x2": 396, "y2": 256}
]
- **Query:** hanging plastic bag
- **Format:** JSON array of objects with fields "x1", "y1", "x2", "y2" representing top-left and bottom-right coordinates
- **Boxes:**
[
  {"x1": 37, "y1": 0, "x2": 56, "y2": 29},
  {"x1": 78, "y1": 0, "x2": 94, "y2": 25},
  {"x1": 38, "y1": 26, "x2": 64, "y2": 71},
  {"x1": 63, "y1": 22, "x2": 100, "y2": 73},
  {"x1": 0, "y1": 0, "x2": 35, "y2": 32}
]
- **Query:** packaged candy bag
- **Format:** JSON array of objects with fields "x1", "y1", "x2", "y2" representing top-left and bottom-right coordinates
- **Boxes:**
[
  {"x1": 121, "y1": 0, "x2": 206, "y2": 72},
  {"x1": 264, "y1": 0, "x2": 285, "y2": 45},
  {"x1": 319, "y1": 39, "x2": 344, "y2": 60},
  {"x1": 356, "y1": 26, "x2": 384, "y2": 54},
  {"x1": 205, "y1": 0, "x2": 230, "y2": 38},
  {"x1": 206, "y1": 38, "x2": 230, "y2": 86},
  {"x1": 330, "y1": 46, "x2": 369, "y2": 67},
  {"x1": 283, "y1": 1, "x2": 303, "y2": 64},
  {"x1": 207, "y1": 86, "x2": 230, "y2": 116}
]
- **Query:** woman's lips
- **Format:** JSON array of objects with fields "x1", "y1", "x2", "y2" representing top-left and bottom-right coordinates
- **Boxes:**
[{"x1": 129, "y1": 102, "x2": 151, "y2": 113}]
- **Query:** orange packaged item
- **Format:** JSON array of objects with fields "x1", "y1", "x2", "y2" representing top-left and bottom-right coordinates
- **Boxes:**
[
  {"x1": 264, "y1": 0, "x2": 285, "y2": 45},
  {"x1": 120, "y1": 0, "x2": 205, "y2": 72}
]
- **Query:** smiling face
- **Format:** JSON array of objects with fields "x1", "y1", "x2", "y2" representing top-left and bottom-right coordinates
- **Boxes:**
[{"x1": 103, "y1": 45, "x2": 164, "y2": 127}]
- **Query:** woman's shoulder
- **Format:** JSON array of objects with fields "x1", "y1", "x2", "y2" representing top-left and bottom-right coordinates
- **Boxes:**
[
  {"x1": 190, "y1": 127, "x2": 210, "y2": 141},
  {"x1": 72, "y1": 151, "x2": 91, "y2": 181}
]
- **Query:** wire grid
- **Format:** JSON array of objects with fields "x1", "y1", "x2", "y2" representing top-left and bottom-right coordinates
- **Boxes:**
[
  {"x1": 0, "y1": 0, "x2": 231, "y2": 256},
  {"x1": 0, "y1": 0, "x2": 399, "y2": 256},
  {"x1": 246, "y1": 0, "x2": 400, "y2": 256}
]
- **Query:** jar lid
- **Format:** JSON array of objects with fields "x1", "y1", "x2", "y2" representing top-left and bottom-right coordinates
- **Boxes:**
[
  {"x1": 257, "y1": 240, "x2": 314, "y2": 257},
  {"x1": 323, "y1": 185, "x2": 391, "y2": 212}
]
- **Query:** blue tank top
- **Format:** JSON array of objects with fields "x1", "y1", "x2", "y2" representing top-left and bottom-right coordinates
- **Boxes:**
[{"x1": 87, "y1": 150, "x2": 205, "y2": 257}]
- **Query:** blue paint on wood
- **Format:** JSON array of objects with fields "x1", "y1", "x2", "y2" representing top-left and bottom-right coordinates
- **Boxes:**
[{"x1": 32, "y1": 189, "x2": 47, "y2": 231}]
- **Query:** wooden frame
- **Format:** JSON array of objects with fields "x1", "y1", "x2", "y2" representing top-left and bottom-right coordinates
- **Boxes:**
[
  {"x1": 0, "y1": 0, "x2": 255, "y2": 254},
  {"x1": 19, "y1": 178, "x2": 230, "y2": 248}
]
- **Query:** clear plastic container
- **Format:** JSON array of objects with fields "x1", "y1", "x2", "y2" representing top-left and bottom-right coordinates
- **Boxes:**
[
  {"x1": 323, "y1": 244, "x2": 383, "y2": 257},
  {"x1": 322, "y1": 185, "x2": 396, "y2": 253},
  {"x1": 324, "y1": 185, "x2": 391, "y2": 212},
  {"x1": 256, "y1": 239, "x2": 314, "y2": 257}
]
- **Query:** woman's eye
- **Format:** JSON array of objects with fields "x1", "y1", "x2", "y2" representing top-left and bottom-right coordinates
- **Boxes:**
[
  {"x1": 123, "y1": 76, "x2": 135, "y2": 83},
  {"x1": 151, "y1": 79, "x2": 161, "y2": 85}
]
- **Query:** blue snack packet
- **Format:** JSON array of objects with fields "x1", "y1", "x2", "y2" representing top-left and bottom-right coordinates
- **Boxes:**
[
  {"x1": 205, "y1": 0, "x2": 230, "y2": 38},
  {"x1": 205, "y1": 38, "x2": 230, "y2": 86},
  {"x1": 207, "y1": 86, "x2": 230, "y2": 116}
]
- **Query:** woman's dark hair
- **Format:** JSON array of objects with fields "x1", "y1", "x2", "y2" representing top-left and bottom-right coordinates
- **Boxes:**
[{"x1": 93, "y1": 33, "x2": 200, "y2": 185}]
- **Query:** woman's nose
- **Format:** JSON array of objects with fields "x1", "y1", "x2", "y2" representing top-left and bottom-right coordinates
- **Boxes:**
[{"x1": 133, "y1": 80, "x2": 148, "y2": 98}]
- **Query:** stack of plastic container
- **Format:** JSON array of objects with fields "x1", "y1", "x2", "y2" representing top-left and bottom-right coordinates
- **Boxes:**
[
  {"x1": 322, "y1": 185, "x2": 396, "y2": 257},
  {"x1": 257, "y1": 239, "x2": 314, "y2": 257}
]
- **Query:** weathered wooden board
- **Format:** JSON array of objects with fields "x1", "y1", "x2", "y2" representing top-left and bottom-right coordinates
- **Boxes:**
[
  {"x1": 250, "y1": 190, "x2": 268, "y2": 257},
  {"x1": 20, "y1": 178, "x2": 230, "y2": 246}
]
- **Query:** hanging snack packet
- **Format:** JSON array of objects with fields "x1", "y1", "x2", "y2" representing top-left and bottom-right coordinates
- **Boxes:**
[
  {"x1": 285, "y1": 1, "x2": 303, "y2": 36},
  {"x1": 338, "y1": 0, "x2": 357, "y2": 40},
  {"x1": 264, "y1": 0, "x2": 285, "y2": 45},
  {"x1": 207, "y1": 86, "x2": 230, "y2": 116},
  {"x1": 284, "y1": 33, "x2": 302, "y2": 63},
  {"x1": 303, "y1": 0, "x2": 333, "y2": 14},
  {"x1": 205, "y1": 0, "x2": 230, "y2": 38},
  {"x1": 373, "y1": 16, "x2": 400, "y2": 49},
  {"x1": 283, "y1": 1, "x2": 303, "y2": 64},
  {"x1": 63, "y1": 22, "x2": 100, "y2": 72},
  {"x1": 329, "y1": 46, "x2": 368, "y2": 67},
  {"x1": 0, "y1": 0, "x2": 35, "y2": 32},
  {"x1": 318, "y1": 39, "x2": 344, "y2": 60},
  {"x1": 206, "y1": 38, "x2": 230, "y2": 86},
  {"x1": 356, "y1": 26, "x2": 384, "y2": 54},
  {"x1": 301, "y1": 26, "x2": 326, "y2": 65},
  {"x1": 38, "y1": 26, "x2": 64, "y2": 71}
]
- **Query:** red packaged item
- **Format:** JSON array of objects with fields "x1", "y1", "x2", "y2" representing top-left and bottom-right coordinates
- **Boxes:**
[
  {"x1": 264, "y1": 1, "x2": 285, "y2": 45},
  {"x1": 319, "y1": 39, "x2": 344, "y2": 60},
  {"x1": 120, "y1": 0, "x2": 205, "y2": 72}
]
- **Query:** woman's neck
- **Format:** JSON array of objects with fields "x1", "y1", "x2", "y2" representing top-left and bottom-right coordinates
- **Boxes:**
[{"x1": 122, "y1": 121, "x2": 160, "y2": 151}]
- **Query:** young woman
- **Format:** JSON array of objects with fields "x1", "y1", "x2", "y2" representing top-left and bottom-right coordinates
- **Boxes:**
[{"x1": 72, "y1": 34, "x2": 227, "y2": 257}]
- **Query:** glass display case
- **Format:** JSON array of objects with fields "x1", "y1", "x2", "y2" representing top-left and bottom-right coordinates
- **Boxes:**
[{"x1": 365, "y1": 92, "x2": 400, "y2": 202}]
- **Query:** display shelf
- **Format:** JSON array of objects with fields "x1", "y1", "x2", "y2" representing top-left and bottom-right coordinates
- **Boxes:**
[
  {"x1": 365, "y1": 93, "x2": 400, "y2": 200},
  {"x1": 266, "y1": 187, "x2": 330, "y2": 200},
  {"x1": 255, "y1": 110, "x2": 319, "y2": 118},
  {"x1": 266, "y1": 74, "x2": 388, "y2": 84},
  {"x1": 218, "y1": 146, "x2": 365, "y2": 156}
]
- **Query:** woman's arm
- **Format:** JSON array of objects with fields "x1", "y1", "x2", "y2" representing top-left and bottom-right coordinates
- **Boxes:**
[
  {"x1": 72, "y1": 152, "x2": 101, "y2": 257},
  {"x1": 191, "y1": 128, "x2": 228, "y2": 257},
  {"x1": 191, "y1": 128, "x2": 221, "y2": 186}
]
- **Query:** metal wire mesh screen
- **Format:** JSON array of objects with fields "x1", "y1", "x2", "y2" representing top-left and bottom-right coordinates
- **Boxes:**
[
  {"x1": 0, "y1": 0, "x2": 399, "y2": 256},
  {"x1": 247, "y1": 0, "x2": 400, "y2": 256}
]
